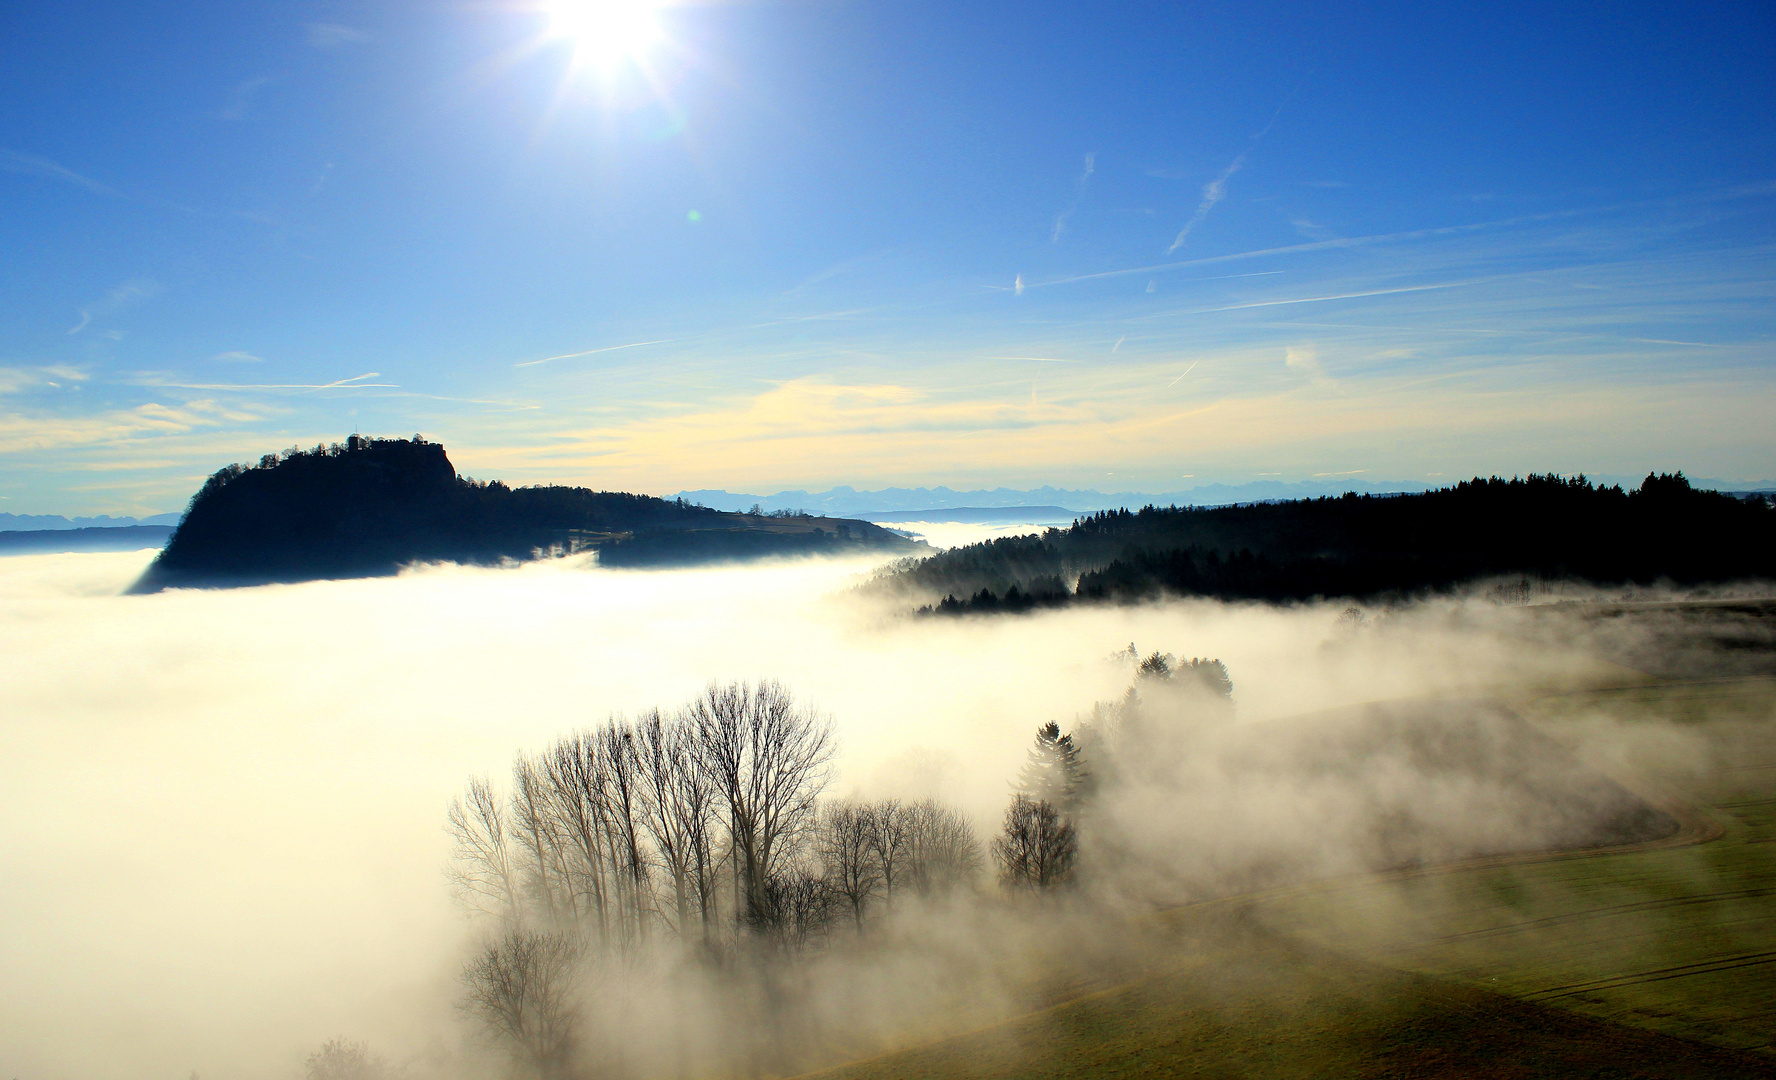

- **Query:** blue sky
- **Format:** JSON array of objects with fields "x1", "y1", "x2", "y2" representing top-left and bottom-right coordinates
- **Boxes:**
[{"x1": 1, "y1": 0, "x2": 1771, "y2": 514}]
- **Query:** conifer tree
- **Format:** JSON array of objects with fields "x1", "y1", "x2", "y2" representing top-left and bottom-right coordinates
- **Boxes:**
[{"x1": 1017, "y1": 722, "x2": 1086, "y2": 810}]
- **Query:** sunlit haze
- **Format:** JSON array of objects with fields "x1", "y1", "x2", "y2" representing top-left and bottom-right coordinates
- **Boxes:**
[
  {"x1": 0, "y1": 547, "x2": 1666, "y2": 1078},
  {"x1": 544, "y1": 0, "x2": 666, "y2": 72}
]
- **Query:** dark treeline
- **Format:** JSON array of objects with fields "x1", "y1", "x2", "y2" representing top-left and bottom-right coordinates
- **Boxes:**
[
  {"x1": 135, "y1": 436, "x2": 914, "y2": 590},
  {"x1": 891, "y1": 473, "x2": 1775, "y2": 613}
]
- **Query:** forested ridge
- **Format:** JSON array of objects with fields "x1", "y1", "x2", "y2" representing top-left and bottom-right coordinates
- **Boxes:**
[
  {"x1": 878, "y1": 473, "x2": 1775, "y2": 612},
  {"x1": 135, "y1": 436, "x2": 914, "y2": 590}
]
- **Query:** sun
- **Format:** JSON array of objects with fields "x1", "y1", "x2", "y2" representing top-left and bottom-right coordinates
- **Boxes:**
[{"x1": 544, "y1": 0, "x2": 664, "y2": 69}]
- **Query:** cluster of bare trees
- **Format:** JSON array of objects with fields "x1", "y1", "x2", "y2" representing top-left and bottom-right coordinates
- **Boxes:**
[
  {"x1": 445, "y1": 659, "x2": 1232, "y2": 1075},
  {"x1": 816, "y1": 799, "x2": 982, "y2": 926},
  {"x1": 448, "y1": 681, "x2": 987, "y2": 1075},
  {"x1": 992, "y1": 795, "x2": 1078, "y2": 890},
  {"x1": 447, "y1": 681, "x2": 843, "y2": 949}
]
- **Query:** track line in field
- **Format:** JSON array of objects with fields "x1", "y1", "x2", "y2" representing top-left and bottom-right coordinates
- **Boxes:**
[
  {"x1": 1389, "y1": 887, "x2": 1776, "y2": 949},
  {"x1": 1527, "y1": 950, "x2": 1776, "y2": 1000}
]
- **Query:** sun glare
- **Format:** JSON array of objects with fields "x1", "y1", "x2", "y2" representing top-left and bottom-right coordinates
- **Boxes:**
[{"x1": 546, "y1": 0, "x2": 663, "y2": 68}]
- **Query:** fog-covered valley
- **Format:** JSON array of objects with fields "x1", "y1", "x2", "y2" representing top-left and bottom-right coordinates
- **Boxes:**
[{"x1": 0, "y1": 546, "x2": 1743, "y2": 1079}]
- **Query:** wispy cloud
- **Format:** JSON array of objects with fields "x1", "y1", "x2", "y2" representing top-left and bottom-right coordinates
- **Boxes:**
[
  {"x1": 0, "y1": 366, "x2": 89, "y2": 396},
  {"x1": 515, "y1": 339, "x2": 674, "y2": 368},
  {"x1": 67, "y1": 279, "x2": 162, "y2": 337},
  {"x1": 213, "y1": 351, "x2": 264, "y2": 363},
  {"x1": 1165, "y1": 361, "x2": 1199, "y2": 387},
  {"x1": 219, "y1": 77, "x2": 275, "y2": 122},
  {"x1": 0, "y1": 150, "x2": 121, "y2": 198},
  {"x1": 1284, "y1": 344, "x2": 1330, "y2": 384},
  {"x1": 5, "y1": 149, "x2": 282, "y2": 224},
  {"x1": 1065, "y1": 183, "x2": 1776, "y2": 293},
  {"x1": 1051, "y1": 152, "x2": 1096, "y2": 243},
  {"x1": 1267, "y1": 319, "x2": 1733, "y2": 350},
  {"x1": 1166, "y1": 151, "x2": 1248, "y2": 255},
  {"x1": 0, "y1": 399, "x2": 253, "y2": 455},
  {"x1": 1152, "y1": 280, "x2": 1478, "y2": 318},
  {"x1": 1164, "y1": 92, "x2": 1296, "y2": 255},
  {"x1": 148, "y1": 372, "x2": 395, "y2": 392},
  {"x1": 1037, "y1": 213, "x2": 1569, "y2": 291},
  {"x1": 306, "y1": 23, "x2": 371, "y2": 49},
  {"x1": 107, "y1": 280, "x2": 159, "y2": 305}
]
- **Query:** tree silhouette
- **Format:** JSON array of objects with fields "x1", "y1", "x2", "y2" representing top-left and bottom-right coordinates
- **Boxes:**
[
  {"x1": 991, "y1": 795, "x2": 1077, "y2": 891},
  {"x1": 459, "y1": 927, "x2": 584, "y2": 1080},
  {"x1": 1017, "y1": 722, "x2": 1086, "y2": 810},
  {"x1": 688, "y1": 681, "x2": 834, "y2": 932},
  {"x1": 816, "y1": 800, "x2": 881, "y2": 928}
]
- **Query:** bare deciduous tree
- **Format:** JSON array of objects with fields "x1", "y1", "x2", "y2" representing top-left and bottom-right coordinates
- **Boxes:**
[
  {"x1": 869, "y1": 798, "x2": 911, "y2": 905},
  {"x1": 512, "y1": 754, "x2": 572, "y2": 925},
  {"x1": 690, "y1": 681, "x2": 834, "y2": 929},
  {"x1": 816, "y1": 800, "x2": 880, "y2": 927},
  {"x1": 903, "y1": 798, "x2": 983, "y2": 896},
  {"x1": 541, "y1": 733, "x2": 611, "y2": 938},
  {"x1": 596, "y1": 720, "x2": 652, "y2": 945},
  {"x1": 991, "y1": 795, "x2": 1076, "y2": 890},
  {"x1": 635, "y1": 708, "x2": 719, "y2": 946},
  {"x1": 447, "y1": 777, "x2": 520, "y2": 922},
  {"x1": 460, "y1": 927, "x2": 584, "y2": 1079},
  {"x1": 755, "y1": 868, "x2": 837, "y2": 951}
]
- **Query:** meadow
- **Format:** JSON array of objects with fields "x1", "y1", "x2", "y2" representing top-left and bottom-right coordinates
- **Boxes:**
[{"x1": 807, "y1": 678, "x2": 1776, "y2": 1079}]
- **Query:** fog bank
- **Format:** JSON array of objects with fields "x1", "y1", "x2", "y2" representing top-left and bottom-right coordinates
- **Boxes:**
[{"x1": 0, "y1": 548, "x2": 1695, "y2": 1079}]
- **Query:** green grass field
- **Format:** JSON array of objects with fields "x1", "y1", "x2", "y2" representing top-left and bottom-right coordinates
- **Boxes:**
[
  {"x1": 1259, "y1": 679, "x2": 1776, "y2": 1056},
  {"x1": 799, "y1": 678, "x2": 1776, "y2": 1080}
]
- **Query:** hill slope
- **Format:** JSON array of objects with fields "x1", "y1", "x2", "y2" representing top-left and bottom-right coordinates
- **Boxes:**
[{"x1": 133, "y1": 436, "x2": 916, "y2": 591}]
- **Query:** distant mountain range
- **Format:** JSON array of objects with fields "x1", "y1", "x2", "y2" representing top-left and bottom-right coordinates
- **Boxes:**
[
  {"x1": 12, "y1": 476, "x2": 1772, "y2": 534},
  {"x1": 0, "y1": 526, "x2": 175, "y2": 554},
  {"x1": 0, "y1": 511, "x2": 182, "y2": 532},
  {"x1": 862, "y1": 506, "x2": 1080, "y2": 524},
  {"x1": 676, "y1": 476, "x2": 1776, "y2": 520}
]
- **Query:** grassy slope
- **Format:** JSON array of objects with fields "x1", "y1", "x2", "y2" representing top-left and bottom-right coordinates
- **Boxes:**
[
  {"x1": 800, "y1": 679, "x2": 1776, "y2": 1080},
  {"x1": 1259, "y1": 679, "x2": 1776, "y2": 1056},
  {"x1": 803, "y1": 904, "x2": 1772, "y2": 1079}
]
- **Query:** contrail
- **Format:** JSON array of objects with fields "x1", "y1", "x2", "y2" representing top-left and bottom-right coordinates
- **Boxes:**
[
  {"x1": 1166, "y1": 361, "x2": 1199, "y2": 387},
  {"x1": 1166, "y1": 152, "x2": 1247, "y2": 255},
  {"x1": 1163, "y1": 86, "x2": 1300, "y2": 255},
  {"x1": 516, "y1": 339, "x2": 673, "y2": 368}
]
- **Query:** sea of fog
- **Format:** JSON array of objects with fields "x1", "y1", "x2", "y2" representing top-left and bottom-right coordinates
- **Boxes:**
[
  {"x1": 870, "y1": 519, "x2": 1057, "y2": 550},
  {"x1": 0, "y1": 543, "x2": 1646, "y2": 1080}
]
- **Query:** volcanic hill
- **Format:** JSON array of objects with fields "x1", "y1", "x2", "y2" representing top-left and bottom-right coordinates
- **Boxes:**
[{"x1": 132, "y1": 435, "x2": 918, "y2": 591}]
